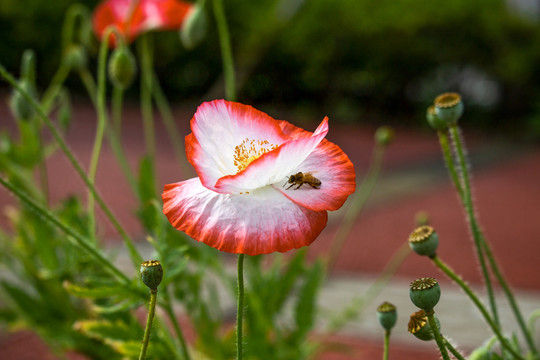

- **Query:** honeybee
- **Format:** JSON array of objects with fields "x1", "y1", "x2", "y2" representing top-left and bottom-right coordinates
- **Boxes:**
[{"x1": 283, "y1": 172, "x2": 321, "y2": 190}]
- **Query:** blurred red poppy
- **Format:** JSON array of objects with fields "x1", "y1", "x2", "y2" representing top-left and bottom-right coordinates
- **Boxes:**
[{"x1": 92, "y1": 0, "x2": 193, "y2": 43}]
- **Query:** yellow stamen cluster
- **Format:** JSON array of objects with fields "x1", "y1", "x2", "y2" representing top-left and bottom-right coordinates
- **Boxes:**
[
  {"x1": 233, "y1": 138, "x2": 277, "y2": 173},
  {"x1": 434, "y1": 92, "x2": 462, "y2": 109},
  {"x1": 141, "y1": 260, "x2": 161, "y2": 268},
  {"x1": 410, "y1": 277, "x2": 438, "y2": 291},
  {"x1": 377, "y1": 301, "x2": 396, "y2": 313}
]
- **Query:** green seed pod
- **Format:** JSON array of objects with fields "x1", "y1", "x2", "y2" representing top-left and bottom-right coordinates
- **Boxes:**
[
  {"x1": 63, "y1": 44, "x2": 88, "y2": 72},
  {"x1": 408, "y1": 309, "x2": 441, "y2": 341},
  {"x1": 10, "y1": 79, "x2": 36, "y2": 120},
  {"x1": 140, "y1": 260, "x2": 163, "y2": 291},
  {"x1": 408, "y1": 225, "x2": 439, "y2": 257},
  {"x1": 426, "y1": 105, "x2": 447, "y2": 131},
  {"x1": 434, "y1": 92, "x2": 464, "y2": 125},
  {"x1": 180, "y1": 1, "x2": 207, "y2": 50},
  {"x1": 377, "y1": 301, "x2": 397, "y2": 331},
  {"x1": 375, "y1": 126, "x2": 394, "y2": 147},
  {"x1": 409, "y1": 277, "x2": 441, "y2": 311},
  {"x1": 108, "y1": 47, "x2": 137, "y2": 90}
]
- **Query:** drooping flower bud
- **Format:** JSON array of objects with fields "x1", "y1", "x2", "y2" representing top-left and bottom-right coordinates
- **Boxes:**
[
  {"x1": 108, "y1": 47, "x2": 137, "y2": 89},
  {"x1": 180, "y1": 1, "x2": 207, "y2": 50},
  {"x1": 408, "y1": 225, "x2": 439, "y2": 257},
  {"x1": 63, "y1": 44, "x2": 88, "y2": 72},
  {"x1": 426, "y1": 105, "x2": 447, "y2": 131},
  {"x1": 375, "y1": 126, "x2": 394, "y2": 147},
  {"x1": 140, "y1": 260, "x2": 163, "y2": 291},
  {"x1": 10, "y1": 79, "x2": 36, "y2": 121},
  {"x1": 377, "y1": 301, "x2": 397, "y2": 331},
  {"x1": 408, "y1": 309, "x2": 441, "y2": 341},
  {"x1": 409, "y1": 277, "x2": 441, "y2": 311},
  {"x1": 434, "y1": 92, "x2": 464, "y2": 125}
]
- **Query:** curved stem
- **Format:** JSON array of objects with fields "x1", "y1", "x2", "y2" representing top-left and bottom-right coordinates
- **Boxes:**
[
  {"x1": 447, "y1": 125, "x2": 499, "y2": 327},
  {"x1": 162, "y1": 290, "x2": 192, "y2": 360},
  {"x1": 140, "y1": 289, "x2": 158, "y2": 360},
  {"x1": 382, "y1": 330, "x2": 390, "y2": 360},
  {"x1": 112, "y1": 86, "x2": 124, "y2": 135},
  {"x1": 41, "y1": 64, "x2": 70, "y2": 114},
  {"x1": 426, "y1": 310, "x2": 451, "y2": 360},
  {"x1": 436, "y1": 130, "x2": 463, "y2": 199},
  {"x1": 0, "y1": 64, "x2": 143, "y2": 268},
  {"x1": 431, "y1": 255, "x2": 525, "y2": 360},
  {"x1": 442, "y1": 337, "x2": 466, "y2": 360},
  {"x1": 326, "y1": 142, "x2": 385, "y2": 270},
  {"x1": 213, "y1": 0, "x2": 236, "y2": 101},
  {"x1": 78, "y1": 68, "x2": 97, "y2": 106},
  {"x1": 237, "y1": 253, "x2": 245, "y2": 360},
  {"x1": 0, "y1": 176, "x2": 131, "y2": 286},
  {"x1": 152, "y1": 71, "x2": 193, "y2": 178},
  {"x1": 138, "y1": 34, "x2": 156, "y2": 168}
]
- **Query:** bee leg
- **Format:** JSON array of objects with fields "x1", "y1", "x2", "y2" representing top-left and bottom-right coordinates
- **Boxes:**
[
  {"x1": 286, "y1": 183, "x2": 294, "y2": 190},
  {"x1": 309, "y1": 184, "x2": 319, "y2": 189},
  {"x1": 294, "y1": 183, "x2": 303, "y2": 190}
]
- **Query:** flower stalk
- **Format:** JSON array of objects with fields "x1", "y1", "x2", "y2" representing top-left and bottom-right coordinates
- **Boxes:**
[
  {"x1": 425, "y1": 310, "x2": 451, "y2": 360},
  {"x1": 212, "y1": 0, "x2": 236, "y2": 101},
  {"x1": 140, "y1": 289, "x2": 158, "y2": 360},
  {"x1": 237, "y1": 253, "x2": 245, "y2": 360}
]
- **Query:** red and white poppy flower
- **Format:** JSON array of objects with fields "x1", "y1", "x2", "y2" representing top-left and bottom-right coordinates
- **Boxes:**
[
  {"x1": 92, "y1": 0, "x2": 192, "y2": 43},
  {"x1": 163, "y1": 100, "x2": 356, "y2": 255}
]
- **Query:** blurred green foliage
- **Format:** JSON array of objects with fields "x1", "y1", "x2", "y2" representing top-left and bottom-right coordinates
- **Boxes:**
[{"x1": 2, "y1": 0, "x2": 540, "y2": 133}]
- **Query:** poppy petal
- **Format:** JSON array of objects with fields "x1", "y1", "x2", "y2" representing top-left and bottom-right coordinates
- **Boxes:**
[
  {"x1": 214, "y1": 118, "x2": 329, "y2": 193},
  {"x1": 273, "y1": 139, "x2": 356, "y2": 211},
  {"x1": 162, "y1": 178, "x2": 328, "y2": 255},
  {"x1": 187, "y1": 100, "x2": 289, "y2": 191}
]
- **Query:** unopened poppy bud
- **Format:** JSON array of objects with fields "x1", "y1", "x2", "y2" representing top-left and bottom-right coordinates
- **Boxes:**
[
  {"x1": 375, "y1": 126, "x2": 394, "y2": 147},
  {"x1": 140, "y1": 260, "x2": 163, "y2": 291},
  {"x1": 426, "y1": 105, "x2": 447, "y2": 131},
  {"x1": 10, "y1": 80, "x2": 36, "y2": 120},
  {"x1": 408, "y1": 309, "x2": 440, "y2": 341},
  {"x1": 108, "y1": 47, "x2": 137, "y2": 89},
  {"x1": 409, "y1": 277, "x2": 441, "y2": 311},
  {"x1": 180, "y1": 1, "x2": 207, "y2": 50},
  {"x1": 63, "y1": 44, "x2": 88, "y2": 71},
  {"x1": 408, "y1": 225, "x2": 438, "y2": 257},
  {"x1": 434, "y1": 92, "x2": 464, "y2": 125},
  {"x1": 377, "y1": 301, "x2": 397, "y2": 331}
]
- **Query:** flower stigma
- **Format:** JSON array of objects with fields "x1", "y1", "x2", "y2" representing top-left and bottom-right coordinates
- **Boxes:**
[{"x1": 233, "y1": 138, "x2": 277, "y2": 173}]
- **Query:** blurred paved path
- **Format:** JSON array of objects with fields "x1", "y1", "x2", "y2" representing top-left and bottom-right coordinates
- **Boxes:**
[{"x1": 1, "y1": 100, "x2": 539, "y2": 359}]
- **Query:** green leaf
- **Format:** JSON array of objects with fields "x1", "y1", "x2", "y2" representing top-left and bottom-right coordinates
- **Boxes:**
[
  {"x1": 74, "y1": 319, "x2": 140, "y2": 342},
  {"x1": 63, "y1": 281, "x2": 125, "y2": 299}
]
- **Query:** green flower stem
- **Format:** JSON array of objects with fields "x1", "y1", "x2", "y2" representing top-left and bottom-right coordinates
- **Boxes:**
[
  {"x1": 139, "y1": 289, "x2": 158, "y2": 360},
  {"x1": 446, "y1": 125, "x2": 499, "y2": 327},
  {"x1": 152, "y1": 71, "x2": 193, "y2": 178},
  {"x1": 0, "y1": 175, "x2": 131, "y2": 286},
  {"x1": 326, "y1": 142, "x2": 385, "y2": 271},
  {"x1": 237, "y1": 253, "x2": 245, "y2": 360},
  {"x1": 61, "y1": 4, "x2": 90, "y2": 50},
  {"x1": 442, "y1": 337, "x2": 466, "y2": 360},
  {"x1": 382, "y1": 330, "x2": 390, "y2": 360},
  {"x1": 213, "y1": 0, "x2": 236, "y2": 101},
  {"x1": 425, "y1": 310, "x2": 451, "y2": 360},
  {"x1": 162, "y1": 290, "x2": 192, "y2": 360},
  {"x1": 41, "y1": 64, "x2": 70, "y2": 114},
  {"x1": 431, "y1": 255, "x2": 525, "y2": 359},
  {"x1": 112, "y1": 86, "x2": 124, "y2": 135},
  {"x1": 78, "y1": 68, "x2": 97, "y2": 106},
  {"x1": 449, "y1": 125, "x2": 537, "y2": 357},
  {"x1": 87, "y1": 31, "x2": 113, "y2": 240},
  {"x1": 436, "y1": 130, "x2": 463, "y2": 199},
  {"x1": 138, "y1": 34, "x2": 156, "y2": 169},
  {"x1": 0, "y1": 64, "x2": 143, "y2": 268}
]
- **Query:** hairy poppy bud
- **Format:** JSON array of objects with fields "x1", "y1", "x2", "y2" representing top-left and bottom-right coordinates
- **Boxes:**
[
  {"x1": 140, "y1": 260, "x2": 163, "y2": 291},
  {"x1": 408, "y1": 309, "x2": 440, "y2": 341},
  {"x1": 180, "y1": 1, "x2": 207, "y2": 50},
  {"x1": 409, "y1": 277, "x2": 441, "y2": 311},
  {"x1": 63, "y1": 44, "x2": 88, "y2": 72},
  {"x1": 108, "y1": 47, "x2": 137, "y2": 89},
  {"x1": 377, "y1": 301, "x2": 397, "y2": 331},
  {"x1": 426, "y1": 105, "x2": 447, "y2": 131},
  {"x1": 434, "y1": 92, "x2": 464, "y2": 125},
  {"x1": 408, "y1": 225, "x2": 439, "y2": 257},
  {"x1": 375, "y1": 126, "x2": 394, "y2": 147}
]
